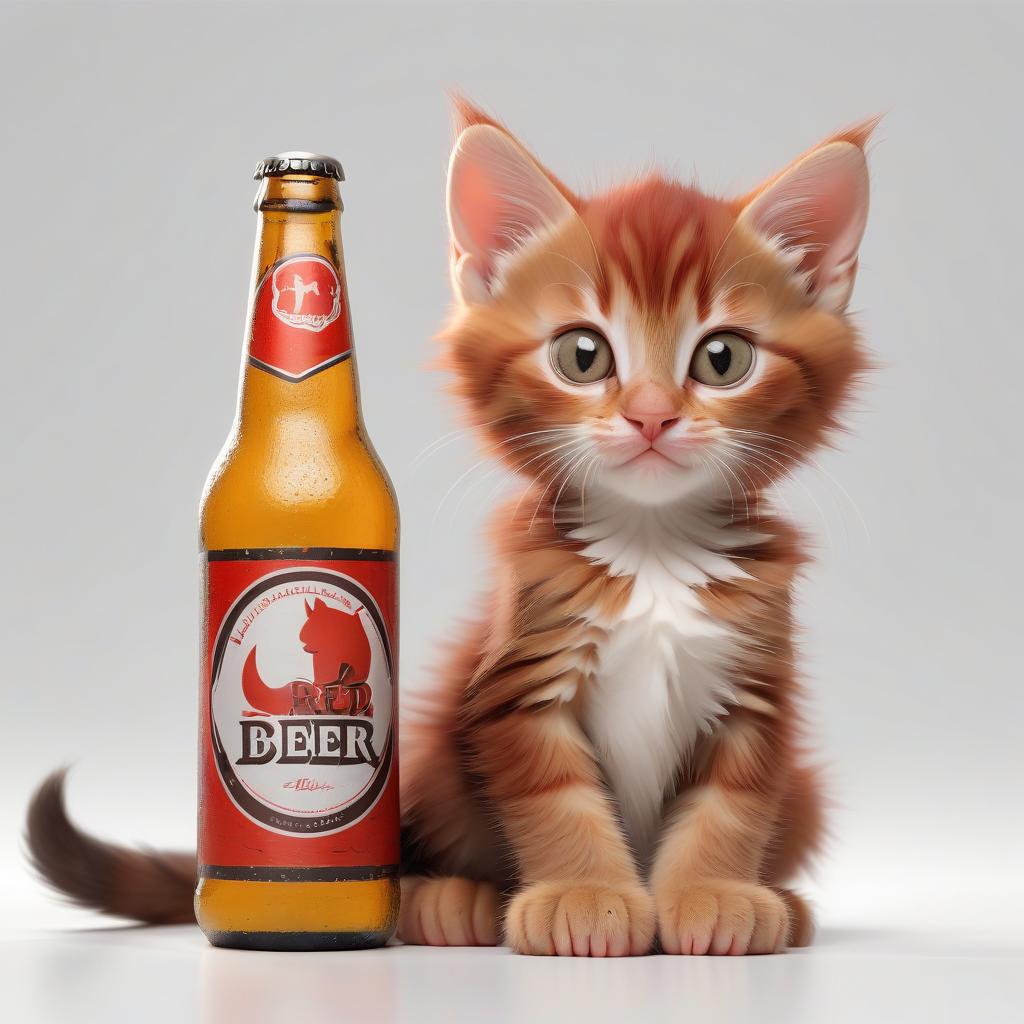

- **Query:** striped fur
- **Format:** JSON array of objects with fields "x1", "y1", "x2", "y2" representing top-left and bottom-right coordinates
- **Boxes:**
[{"x1": 399, "y1": 101, "x2": 872, "y2": 955}]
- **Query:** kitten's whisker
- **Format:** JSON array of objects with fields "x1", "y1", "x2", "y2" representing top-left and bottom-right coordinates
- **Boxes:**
[
  {"x1": 411, "y1": 428, "x2": 465, "y2": 465},
  {"x1": 727, "y1": 428, "x2": 871, "y2": 544},
  {"x1": 468, "y1": 438, "x2": 581, "y2": 520},
  {"x1": 508, "y1": 437, "x2": 585, "y2": 476},
  {"x1": 410, "y1": 414, "x2": 514, "y2": 467},
  {"x1": 414, "y1": 423, "x2": 578, "y2": 471},
  {"x1": 526, "y1": 444, "x2": 591, "y2": 533},
  {"x1": 707, "y1": 450, "x2": 752, "y2": 522},
  {"x1": 542, "y1": 251, "x2": 601, "y2": 293},
  {"x1": 510, "y1": 442, "x2": 588, "y2": 523},
  {"x1": 579, "y1": 452, "x2": 602, "y2": 523},
  {"x1": 450, "y1": 460, "x2": 509, "y2": 521},
  {"x1": 447, "y1": 429, "x2": 586, "y2": 520},
  {"x1": 551, "y1": 448, "x2": 597, "y2": 528},
  {"x1": 714, "y1": 280, "x2": 768, "y2": 306},
  {"x1": 719, "y1": 437, "x2": 799, "y2": 479},
  {"x1": 725, "y1": 457, "x2": 765, "y2": 526},
  {"x1": 701, "y1": 452, "x2": 739, "y2": 523},
  {"x1": 725, "y1": 432, "x2": 858, "y2": 544},
  {"x1": 433, "y1": 434, "x2": 578, "y2": 533},
  {"x1": 724, "y1": 428, "x2": 815, "y2": 460},
  {"x1": 538, "y1": 281, "x2": 597, "y2": 305},
  {"x1": 728, "y1": 459, "x2": 764, "y2": 521},
  {"x1": 719, "y1": 438, "x2": 837, "y2": 548},
  {"x1": 707, "y1": 217, "x2": 744, "y2": 278},
  {"x1": 430, "y1": 454, "x2": 503, "y2": 535}
]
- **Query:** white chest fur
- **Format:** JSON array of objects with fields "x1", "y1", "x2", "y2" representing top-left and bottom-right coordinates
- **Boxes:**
[{"x1": 570, "y1": 501, "x2": 754, "y2": 864}]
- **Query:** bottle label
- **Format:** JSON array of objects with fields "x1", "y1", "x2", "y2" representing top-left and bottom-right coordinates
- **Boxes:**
[
  {"x1": 247, "y1": 254, "x2": 352, "y2": 383},
  {"x1": 199, "y1": 548, "x2": 398, "y2": 879}
]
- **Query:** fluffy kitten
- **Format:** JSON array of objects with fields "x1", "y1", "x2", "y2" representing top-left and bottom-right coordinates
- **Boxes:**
[
  {"x1": 398, "y1": 101, "x2": 872, "y2": 956},
  {"x1": 26, "y1": 101, "x2": 873, "y2": 956}
]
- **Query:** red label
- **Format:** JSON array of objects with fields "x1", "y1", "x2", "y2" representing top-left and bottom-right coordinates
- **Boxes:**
[
  {"x1": 199, "y1": 549, "x2": 398, "y2": 877},
  {"x1": 248, "y1": 254, "x2": 351, "y2": 382}
]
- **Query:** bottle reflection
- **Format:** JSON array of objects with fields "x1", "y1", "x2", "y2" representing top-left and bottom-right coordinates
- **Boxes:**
[{"x1": 199, "y1": 945, "x2": 398, "y2": 1024}]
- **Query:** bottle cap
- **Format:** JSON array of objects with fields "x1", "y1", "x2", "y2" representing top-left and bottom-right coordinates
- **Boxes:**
[{"x1": 254, "y1": 152, "x2": 344, "y2": 181}]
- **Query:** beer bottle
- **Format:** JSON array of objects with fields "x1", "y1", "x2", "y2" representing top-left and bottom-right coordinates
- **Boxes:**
[{"x1": 196, "y1": 153, "x2": 400, "y2": 951}]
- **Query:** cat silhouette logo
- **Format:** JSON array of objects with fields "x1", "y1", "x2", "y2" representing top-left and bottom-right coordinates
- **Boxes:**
[
  {"x1": 270, "y1": 255, "x2": 341, "y2": 333},
  {"x1": 209, "y1": 568, "x2": 394, "y2": 835},
  {"x1": 241, "y1": 597, "x2": 374, "y2": 719}
]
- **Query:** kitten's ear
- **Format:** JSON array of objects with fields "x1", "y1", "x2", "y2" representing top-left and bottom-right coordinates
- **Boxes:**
[
  {"x1": 740, "y1": 121, "x2": 876, "y2": 313},
  {"x1": 447, "y1": 122, "x2": 577, "y2": 303}
]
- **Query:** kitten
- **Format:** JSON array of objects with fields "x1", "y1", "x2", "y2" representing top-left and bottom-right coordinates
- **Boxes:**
[
  {"x1": 26, "y1": 100, "x2": 873, "y2": 956},
  {"x1": 398, "y1": 100, "x2": 872, "y2": 956}
]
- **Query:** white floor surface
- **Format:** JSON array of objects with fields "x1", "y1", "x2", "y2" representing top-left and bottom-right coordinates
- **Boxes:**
[{"x1": 3, "y1": 908, "x2": 1020, "y2": 1023}]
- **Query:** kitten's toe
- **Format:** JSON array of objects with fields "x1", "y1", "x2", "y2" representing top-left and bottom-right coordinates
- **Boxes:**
[
  {"x1": 656, "y1": 880, "x2": 792, "y2": 955},
  {"x1": 398, "y1": 875, "x2": 499, "y2": 946},
  {"x1": 505, "y1": 880, "x2": 655, "y2": 957}
]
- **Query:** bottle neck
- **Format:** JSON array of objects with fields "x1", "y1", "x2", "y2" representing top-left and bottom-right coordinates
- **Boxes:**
[{"x1": 236, "y1": 174, "x2": 360, "y2": 437}]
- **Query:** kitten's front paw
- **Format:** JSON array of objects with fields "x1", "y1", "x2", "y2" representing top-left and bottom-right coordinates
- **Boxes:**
[
  {"x1": 398, "y1": 875, "x2": 499, "y2": 946},
  {"x1": 505, "y1": 880, "x2": 655, "y2": 956},
  {"x1": 655, "y1": 880, "x2": 790, "y2": 955}
]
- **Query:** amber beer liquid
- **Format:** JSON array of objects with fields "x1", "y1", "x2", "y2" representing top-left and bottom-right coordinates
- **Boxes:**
[{"x1": 196, "y1": 153, "x2": 400, "y2": 951}]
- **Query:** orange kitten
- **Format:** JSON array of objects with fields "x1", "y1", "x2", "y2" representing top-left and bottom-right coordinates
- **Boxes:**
[
  {"x1": 26, "y1": 101, "x2": 873, "y2": 957},
  {"x1": 398, "y1": 101, "x2": 872, "y2": 955}
]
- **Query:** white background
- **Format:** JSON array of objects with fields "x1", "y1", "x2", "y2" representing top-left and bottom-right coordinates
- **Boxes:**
[{"x1": 1, "y1": 1, "x2": 1021, "y2": 1021}]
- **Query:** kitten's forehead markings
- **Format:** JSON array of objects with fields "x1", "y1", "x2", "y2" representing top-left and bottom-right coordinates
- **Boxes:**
[
  {"x1": 594, "y1": 259, "x2": 720, "y2": 388},
  {"x1": 661, "y1": 220, "x2": 698, "y2": 310},
  {"x1": 575, "y1": 283, "x2": 759, "y2": 396},
  {"x1": 582, "y1": 285, "x2": 655, "y2": 386}
]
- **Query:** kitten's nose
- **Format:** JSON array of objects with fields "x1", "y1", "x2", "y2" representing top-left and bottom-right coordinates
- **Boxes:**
[{"x1": 622, "y1": 383, "x2": 679, "y2": 441}]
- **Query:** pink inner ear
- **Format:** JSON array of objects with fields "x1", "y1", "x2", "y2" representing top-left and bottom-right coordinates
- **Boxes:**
[
  {"x1": 455, "y1": 159, "x2": 506, "y2": 258},
  {"x1": 447, "y1": 125, "x2": 576, "y2": 295},
  {"x1": 743, "y1": 141, "x2": 869, "y2": 291}
]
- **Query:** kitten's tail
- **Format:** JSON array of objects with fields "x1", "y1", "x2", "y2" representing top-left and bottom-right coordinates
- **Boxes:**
[{"x1": 25, "y1": 769, "x2": 197, "y2": 924}]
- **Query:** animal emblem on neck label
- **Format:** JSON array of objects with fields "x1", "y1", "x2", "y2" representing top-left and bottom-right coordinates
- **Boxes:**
[
  {"x1": 202, "y1": 553, "x2": 396, "y2": 850},
  {"x1": 270, "y1": 256, "x2": 341, "y2": 332},
  {"x1": 247, "y1": 253, "x2": 351, "y2": 382}
]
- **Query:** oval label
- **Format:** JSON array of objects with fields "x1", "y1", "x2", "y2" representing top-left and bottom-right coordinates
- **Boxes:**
[{"x1": 209, "y1": 568, "x2": 394, "y2": 835}]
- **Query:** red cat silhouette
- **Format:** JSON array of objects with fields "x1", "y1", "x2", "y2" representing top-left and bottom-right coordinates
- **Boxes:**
[{"x1": 241, "y1": 597, "x2": 373, "y2": 717}]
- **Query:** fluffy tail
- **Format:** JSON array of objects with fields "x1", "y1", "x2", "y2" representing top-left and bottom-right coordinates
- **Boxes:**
[{"x1": 25, "y1": 769, "x2": 197, "y2": 924}]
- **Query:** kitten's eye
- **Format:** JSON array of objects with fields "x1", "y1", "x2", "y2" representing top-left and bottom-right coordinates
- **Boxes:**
[
  {"x1": 689, "y1": 332, "x2": 755, "y2": 387},
  {"x1": 550, "y1": 328, "x2": 615, "y2": 385}
]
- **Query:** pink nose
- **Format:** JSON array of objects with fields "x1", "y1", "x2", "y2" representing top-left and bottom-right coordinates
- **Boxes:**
[
  {"x1": 623, "y1": 383, "x2": 679, "y2": 441},
  {"x1": 624, "y1": 412, "x2": 680, "y2": 441}
]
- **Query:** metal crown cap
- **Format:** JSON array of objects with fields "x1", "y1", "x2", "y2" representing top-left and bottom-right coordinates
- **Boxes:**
[{"x1": 254, "y1": 152, "x2": 345, "y2": 181}]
